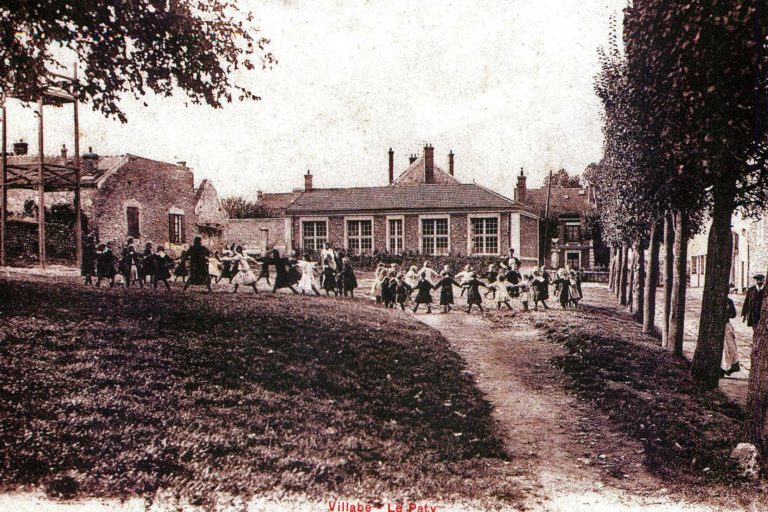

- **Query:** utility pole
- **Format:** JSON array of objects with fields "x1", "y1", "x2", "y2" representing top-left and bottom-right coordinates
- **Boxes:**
[{"x1": 541, "y1": 169, "x2": 553, "y2": 267}]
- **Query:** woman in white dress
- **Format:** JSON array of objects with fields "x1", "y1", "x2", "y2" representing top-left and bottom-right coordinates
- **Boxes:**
[
  {"x1": 298, "y1": 259, "x2": 321, "y2": 296},
  {"x1": 227, "y1": 246, "x2": 259, "y2": 293}
]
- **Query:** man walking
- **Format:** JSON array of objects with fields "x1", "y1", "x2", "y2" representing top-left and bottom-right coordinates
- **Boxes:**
[{"x1": 742, "y1": 273, "x2": 765, "y2": 329}]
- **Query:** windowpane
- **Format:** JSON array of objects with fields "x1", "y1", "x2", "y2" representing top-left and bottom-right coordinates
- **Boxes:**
[
  {"x1": 169, "y1": 213, "x2": 184, "y2": 244},
  {"x1": 388, "y1": 219, "x2": 403, "y2": 254},
  {"x1": 470, "y1": 217, "x2": 498, "y2": 254},
  {"x1": 347, "y1": 220, "x2": 373, "y2": 255},
  {"x1": 302, "y1": 221, "x2": 327, "y2": 251}
]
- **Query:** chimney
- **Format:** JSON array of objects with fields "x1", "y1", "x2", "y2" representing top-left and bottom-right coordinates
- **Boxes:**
[
  {"x1": 304, "y1": 169, "x2": 313, "y2": 192},
  {"x1": 515, "y1": 167, "x2": 527, "y2": 202},
  {"x1": 257, "y1": 190, "x2": 264, "y2": 202},
  {"x1": 82, "y1": 146, "x2": 99, "y2": 174},
  {"x1": 424, "y1": 144, "x2": 434, "y2": 184},
  {"x1": 176, "y1": 160, "x2": 187, "y2": 168},
  {"x1": 60, "y1": 144, "x2": 68, "y2": 159},
  {"x1": 388, "y1": 147, "x2": 394, "y2": 184},
  {"x1": 448, "y1": 150, "x2": 454, "y2": 176},
  {"x1": 409, "y1": 154, "x2": 418, "y2": 164},
  {"x1": 13, "y1": 139, "x2": 28, "y2": 155}
]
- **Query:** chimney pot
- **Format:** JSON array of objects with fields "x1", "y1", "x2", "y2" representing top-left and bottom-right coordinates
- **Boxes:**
[
  {"x1": 388, "y1": 147, "x2": 394, "y2": 184},
  {"x1": 304, "y1": 170, "x2": 313, "y2": 192},
  {"x1": 60, "y1": 144, "x2": 68, "y2": 159},
  {"x1": 13, "y1": 139, "x2": 28, "y2": 156},
  {"x1": 448, "y1": 150, "x2": 454, "y2": 177},
  {"x1": 424, "y1": 144, "x2": 435, "y2": 184},
  {"x1": 409, "y1": 154, "x2": 417, "y2": 164},
  {"x1": 177, "y1": 160, "x2": 187, "y2": 168}
]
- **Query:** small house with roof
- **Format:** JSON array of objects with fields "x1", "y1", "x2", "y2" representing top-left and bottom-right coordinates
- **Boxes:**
[{"x1": 283, "y1": 145, "x2": 540, "y2": 266}]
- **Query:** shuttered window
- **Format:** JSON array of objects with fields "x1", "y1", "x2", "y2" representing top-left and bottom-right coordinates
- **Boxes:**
[
  {"x1": 169, "y1": 213, "x2": 185, "y2": 244},
  {"x1": 126, "y1": 206, "x2": 140, "y2": 238}
]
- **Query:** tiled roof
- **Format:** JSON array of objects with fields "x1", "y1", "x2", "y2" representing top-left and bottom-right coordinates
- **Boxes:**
[
  {"x1": 391, "y1": 155, "x2": 458, "y2": 186},
  {"x1": 259, "y1": 192, "x2": 302, "y2": 211},
  {"x1": 523, "y1": 187, "x2": 594, "y2": 215},
  {"x1": 286, "y1": 183, "x2": 529, "y2": 214}
]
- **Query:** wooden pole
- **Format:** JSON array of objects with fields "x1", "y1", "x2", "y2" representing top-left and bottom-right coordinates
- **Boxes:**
[
  {"x1": 1, "y1": 101, "x2": 6, "y2": 267},
  {"x1": 37, "y1": 97, "x2": 46, "y2": 269},
  {"x1": 541, "y1": 169, "x2": 553, "y2": 266},
  {"x1": 73, "y1": 64, "x2": 82, "y2": 269}
]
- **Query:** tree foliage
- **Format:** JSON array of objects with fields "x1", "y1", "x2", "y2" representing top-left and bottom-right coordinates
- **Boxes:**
[
  {"x1": 542, "y1": 168, "x2": 582, "y2": 189},
  {"x1": 220, "y1": 195, "x2": 262, "y2": 219},
  {"x1": 0, "y1": 0, "x2": 276, "y2": 122}
]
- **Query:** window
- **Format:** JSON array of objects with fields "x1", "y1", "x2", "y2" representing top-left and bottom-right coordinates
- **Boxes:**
[
  {"x1": 421, "y1": 218, "x2": 449, "y2": 255},
  {"x1": 302, "y1": 220, "x2": 327, "y2": 251},
  {"x1": 169, "y1": 213, "x2": 185, "y2": 244},
  {"x1": 565, "y1": 224, "x2": 581, "y2": 243},
  {"x1": 126, "y1": 206, "x2": 140, "y2": 238},
  {"x1": 388, "y1": 218, "x2": 403, "y2": 254},
  {"x1": 691, "y1": 256, "x2": 698, "y2": 274},
  {"x1": 567, "y1": 251, "x2": 580, "y2": 269},
  {"x1": 347, "y1": 219, "x2": 373, "y2": 255},
  {"x1": 470, "y1": 217, "x2": 498, "y2": 254}
]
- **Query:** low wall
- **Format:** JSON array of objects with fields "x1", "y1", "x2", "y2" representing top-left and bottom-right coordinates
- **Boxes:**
[{"x1": 225, "y1": 218, "x2": 286, "y2": 251}]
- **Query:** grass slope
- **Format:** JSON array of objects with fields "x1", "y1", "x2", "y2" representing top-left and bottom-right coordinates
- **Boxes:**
[{"x1": 0, "y1": 277, "x2": 518, "y2": 508}]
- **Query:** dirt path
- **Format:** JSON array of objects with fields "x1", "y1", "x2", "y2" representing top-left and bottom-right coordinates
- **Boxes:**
[{"x1": 414, "y1": 309, "x2": 734, "y2": 512}]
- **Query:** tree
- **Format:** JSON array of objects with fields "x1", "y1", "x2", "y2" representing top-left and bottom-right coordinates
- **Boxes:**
[
  {"x1": 221, "y1": 196, "x2": 263, "y2": 219},
  {"x1": 543, "y1": 168, "x2": 581, "y2": 189},
  {"x1": 0, "y1": 0, "x2": 275, "y2": 122}
]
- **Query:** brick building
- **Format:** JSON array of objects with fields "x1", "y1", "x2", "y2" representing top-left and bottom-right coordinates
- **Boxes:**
[
  {"x1": 7, "y1": 143, "x2": 223, "y2": 253},
  {"x1": 514, "y1": 170, "x2": 607, "y2": 270},
  {"x1": 283, "y1": 145, "x2": 539, "y2": 267}
]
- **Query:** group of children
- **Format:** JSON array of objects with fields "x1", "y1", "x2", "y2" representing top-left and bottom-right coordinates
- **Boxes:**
[
  {"x1": 83, "y1": 237, "x2": 175, "y2": 290},
  {"x1": 369, "y1": 261, "x2": 554, "y2": 314}
]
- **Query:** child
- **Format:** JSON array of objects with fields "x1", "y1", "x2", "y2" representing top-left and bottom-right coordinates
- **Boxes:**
[
  {"x1": 96, "y1": 243, "x2": 117, "y2": 288},
  {"x1": 228, "y1": 246, "x2": 259, "y2": 294},
  {"x1": 208, "y1": 251, "x2": 223, "y2": 283},
  {"x1": 412, "y1": 272, "x2": 434, "y2": 313},
  {"x1": 82, "y1": 235, "x2": 96, "y2": 285},
  {"x1": 455, "y1": 264, "x2": 472, "y2": 297},
  {"x1": 394, "y1": 273, "x2": 412, "y2": 311},
  {"x1": 152, "y1": 246, "x2": 174, "y2": 291},
  {"x1": 489, "y1": 274, "x2": 513, "y2": 310},
  {"x1": 404, "y1": 265, "x2": 419, "y2": 288},
  {"x1": 519, "y1": 275, "x2": 532, "y2": 311},
  {"x1": 554, "y1": 269, "x2": 571, "y2": 309},
  {"x1": 568, "y1": 271, "x2": 582, "y2": 308},
  {"x1": 341, "y1": 257, "x2": 358, "y2": 297},
  {"x1": 531, "y1": 270, "x2": 550, "y2": 310},
  {"x1": 141, "y1": 242, "x2": 155, "y2": 285},
  {"x1": 420, "y1": 261, "x2": 440, "y2": 285},
  {"x1": 435, "y1": 270, "x2": 460, "y2": 313},
  {"x1": 256, "y1": 254, "x2": 271, "y2": 286},
  {"x1": 483, "y1": 264, "x2": 498, "y2": 298},
  {"x1": 173, "y1": 249, "x2": 188, "y2": 283},
  {"x1": 381, "y1": 271, "x2": 395, "y2": 308},
  {"x1": 297, "y1": 259, "x2": 321, "y2": 296},
  {"x1": 335, "y1": 268, "x2": 345, "y2": 297},
  {"x1": 371, "y1": 267, "x2": 386, "y2": 304},
  {"x1": 322, "y1": 262, "x2": 338, "y2": 296},
  {"x1": 463, "y1": 272, "x2": 488, "y2": 314},
  {"x1": 120, "y1": 245, "x2": 143, "y2": 288}
]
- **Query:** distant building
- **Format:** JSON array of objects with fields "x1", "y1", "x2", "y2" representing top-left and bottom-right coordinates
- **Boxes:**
[
  {"x1": 6, "y1": 143, "x2": 223, "y2": 252},
  {"x1": 514, "y1": 170, "x2": 607, "y2": 270},
  {"x1": 224, "y1": 191, "x2": 302, "y2": 253},
  {"x1": 281, "y1": 145, "x2": 539, "y2": 266}
]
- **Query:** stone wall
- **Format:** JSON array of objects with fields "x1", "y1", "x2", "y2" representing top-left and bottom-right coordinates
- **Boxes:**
[{"x1": 226, "y1": 218, "x2": 285, "y2": 252}]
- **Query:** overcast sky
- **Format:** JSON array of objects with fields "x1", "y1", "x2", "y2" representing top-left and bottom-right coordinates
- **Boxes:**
[{"x1": 6, "y1": 0, "x2": 626, "y2": 199}]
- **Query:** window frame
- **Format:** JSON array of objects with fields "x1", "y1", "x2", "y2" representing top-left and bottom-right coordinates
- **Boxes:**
[
  {"x1": 344, "y1": 216, "x2": 375, "y2": 255},
  {"x1": 565, "y1": 222, "x2": 581, "y2": 244},
  {"x1": 467, "y1": 214, "x2": 500, "y2": 256},
  {"x1": 169, "y1": 211, "x2": 185, "y2": 244},
  {"x1": 419, "y1": 215, "x2": 450, "y2": 255},
  {"x1": 300, "y1": 217, "x2": 329, "y2": 252},
  {"x1": 386, "y1": 215, "x2": 405, "y2": 254}
]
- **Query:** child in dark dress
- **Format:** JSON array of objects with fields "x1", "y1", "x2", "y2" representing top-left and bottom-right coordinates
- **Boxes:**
[
  {"x1": 412, "y1": 273, "x2": 434, "y2": 313},
  {"x1": 381, "y1": 271, "x2": 396, "y2": 308},
  {"x1": 256, "y1": 255, "x2": 271, "y2": 285},
  {"x1": 152, "y1": 246, "x2": 174, "y2": 291},
  {"x1": 531, "y1": 270, "x2": 550, "y2": 310},
  {"x1": 173, "y1": 249, "x2": 188, "y2": 283},
  {"x1": 322, "y1": 263, "x2": 338, "y2": 296},
  {"x1": 435, "y1": 270, "x2": 461, "y2": 313},
  {"x1": 394, "y1": 273, "x2": 412, "y2": 311},
  {"x1": 341, "y1": 257, "x2": 358, "y2": 297},
  {"x1": 463, "y1": 272, "x2": 488, "y2": 314},
  {"x1": 96, "y1": 243, "x2": 117, "y2": 288}
]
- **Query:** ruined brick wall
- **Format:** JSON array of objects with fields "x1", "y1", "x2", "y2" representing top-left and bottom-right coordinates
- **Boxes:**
[
  {"x1": 92, "y1": 157, "x2": 196, "y2": 250},
  {"x1": 194, "y1": 180, "x2": 228, "y2": 227}
]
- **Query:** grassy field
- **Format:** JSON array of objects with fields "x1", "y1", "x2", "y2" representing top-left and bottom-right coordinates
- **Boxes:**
[{"x1": 0, "y1": 277, "x2": 521, "y2": 508}]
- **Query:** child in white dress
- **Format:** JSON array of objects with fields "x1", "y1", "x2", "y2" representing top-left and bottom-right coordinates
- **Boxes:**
[
  {"x1": 228, "y1": 246, "x2": 259, "y2": 293},
  {"x1": 298, "y1": 260, "x2": 321, "y2": 296},
  {"x1": 490, "y1": 274, "x2": 513, "y2": 310}
]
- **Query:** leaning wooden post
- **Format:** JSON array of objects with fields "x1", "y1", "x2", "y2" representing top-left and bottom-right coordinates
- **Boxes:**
[
  {"x1": 1, "y1": 100, "x2": 7, "y2": 267},
  {"x1": 73, "y1": 65, "x2": 82, "y2": 269},
  {"x1": 37, "y1": 97, "x2": 46, "y2": 269}
]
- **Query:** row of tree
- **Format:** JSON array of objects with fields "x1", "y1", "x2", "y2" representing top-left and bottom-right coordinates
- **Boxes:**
[{"x1": 589, "y1": 3, "x2": 768, "y2": 452}]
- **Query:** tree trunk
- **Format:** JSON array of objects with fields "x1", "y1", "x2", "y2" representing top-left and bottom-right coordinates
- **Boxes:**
[
  {"x1": 692, "y1": 198, "x2": 735, "y2": 389},
  {"x1": 745, "y1": 292, "x2": 768, "y2": 454},
  {"x1": 662, "y1": 214, "x2": 674, "y2": 346},
  {"x1": 609, "y1": 246, "x2": 617, "y2": 292},
  {"x1": 615, "y1": 244, "x2": 624, "y2": 299},
  {"x1": 619, "y1": 244, "x2": 629, "y2": 306},
  {"x1": 667, "y1": 211, "x2": 688, "y2": 356},
  {"x1": 632, "y1": 240, "x2": 646, "y2": 323},
  {"x1": 628, "y1": 246, "x2": 636, "y2": 311},
  {"x1": 643, "y1": 221, "x2": 661, "y2": 335}
]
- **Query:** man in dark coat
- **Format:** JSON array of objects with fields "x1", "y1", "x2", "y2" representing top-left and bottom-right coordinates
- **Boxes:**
[{"x1": 742, "y1": 274, "x2": 765, "y2": 328}]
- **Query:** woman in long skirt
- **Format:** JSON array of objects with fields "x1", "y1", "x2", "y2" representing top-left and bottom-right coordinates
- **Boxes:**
[
  {"x1": 183, "y1": 237, "x2": 213, "y2": 293},
  {"x1": 721, "y1": 296, "x2": 740, "y2": 377}
]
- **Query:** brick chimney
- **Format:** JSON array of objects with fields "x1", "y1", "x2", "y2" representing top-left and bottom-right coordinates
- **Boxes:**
[
  {"x1": 388, "y1": 148, "x2": 394, "y2": 184},
  {"x1": 60, "y1": 144, "x2": 68, "y2": 159},
  {"x1": 257, "y1": 190, "x2": 264, "y2": 202},
  {"x1": 82, "y1": 146, "x2": 99, "y2": 174},
  {"x1": 448, "y1": 150, "x2": 454, "y2": 176},
  {"x1": 515, "y1": 168, "x2": 527, "y2": 202},
  {"x1": 304, "y1": 170, "x2": 313, "y2": 192},
  {"x1": 409, "y1": 154, "x2": 418, "y2": 164},
  {"x1": 13, "y1": 140, "x2": 28, "y2": 155},
  {"x1": 424, "y1": 144, "x2": 434, "y2": 184},
  {"x1": 176, "y1": 160, "x2": 187, "y2": 168}
]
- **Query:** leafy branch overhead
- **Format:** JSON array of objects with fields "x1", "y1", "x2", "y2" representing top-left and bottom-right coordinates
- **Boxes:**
[{"x1": 0, "y1": 0, "x2": 276, "y2": 122}]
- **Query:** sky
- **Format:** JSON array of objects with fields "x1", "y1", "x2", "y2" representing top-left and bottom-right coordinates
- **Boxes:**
[{"x1": 5, "y1": 0, "x2": 627, "y2": 199}]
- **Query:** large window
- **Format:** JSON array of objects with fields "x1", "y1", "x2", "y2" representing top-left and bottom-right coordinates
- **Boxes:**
[
  {"x1": 421, "y1": 218, "x2": 449, "y2": 255},
  {"x1": 169, "y1": 213, "x2": 185, "y2": 244},
  {"x1": 565, "y1": 224, "x2": 581, "y2": 243},
  {"x1": 126, "y1": 206, "x2": 140, "y2": 238},
  {"x1": 470, "y1": 217, "x2": 498, "y2": 254},
  {"x1": 302, "y1": 220, "x2": 327, "y2": 251},
  {"x1": 347, "y1": 219, "x2": 373, "y2": 255},
  {"x1": 388, "y1": 218, "x2": 403, "y2": 254}
]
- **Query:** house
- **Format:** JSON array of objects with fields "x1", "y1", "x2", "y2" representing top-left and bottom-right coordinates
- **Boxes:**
[
  {"x1": 514, "y1": 170, "x2": 607, "y2": 270},
  {"x1": 688, "y1": 216, "x2": 755, "y2": 290},
  {"x1": 6, "y1": 142, "x2": 224, "y2": 253},
  {"x1": 282, "y1": 145, "x2": 540, "y2": 267}
]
